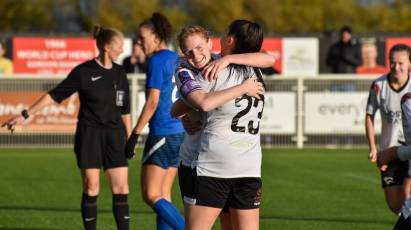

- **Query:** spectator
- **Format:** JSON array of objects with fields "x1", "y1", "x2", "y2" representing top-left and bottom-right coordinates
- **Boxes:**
[
  {"x1": 0, "y1": 41, "x2": 12, "y2": 74},
  {"x1": 326, "y1": 26, "x2": 361, "y2": 73},
  {"x1": 122, "y1": 39, "x2": 146, "y2": 74},
  {"x1": 356, "y1": 42, "x2": 386, "y2": 74}
]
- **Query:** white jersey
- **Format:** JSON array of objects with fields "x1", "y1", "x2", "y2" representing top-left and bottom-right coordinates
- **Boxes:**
[
  {"x1": 174, "y1": 58, "x2": 213, "y2": 167},
  {"x1": 366, "y1": 74, "x2": 411, "y2": 150},
  {"x1": 399, "y1": 92, "x2": 411, "y2": 177},
  {"x1": 196, "y1": 66, "x2": 264, "y2": 178}
]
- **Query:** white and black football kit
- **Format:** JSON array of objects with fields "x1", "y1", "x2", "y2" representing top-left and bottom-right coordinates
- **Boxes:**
[
  {"x1": 49, "y1": 59, "x2": 130, "y2": 169},
  {"x1": 174, "y1": 57, "x2": 215, "y2": 204},
  {"x1": 366, "y1": 74, "x2": 411, "y2": 187},
  {"x1": 179, "y1": 65, "x2": 264, "y2": 209}
]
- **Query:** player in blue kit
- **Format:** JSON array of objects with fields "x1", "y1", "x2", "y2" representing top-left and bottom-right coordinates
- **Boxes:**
[{"x1": 125, "y1": 12, "x2": 185, "y2": 230}]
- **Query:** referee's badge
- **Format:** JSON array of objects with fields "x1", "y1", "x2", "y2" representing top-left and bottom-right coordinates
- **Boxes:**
[{"x1": 116, "y1": 90, "x2": 125, "y2": 106}]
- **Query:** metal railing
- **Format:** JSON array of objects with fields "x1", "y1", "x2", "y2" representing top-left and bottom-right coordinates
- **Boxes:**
[{"x1": 0, "y1": 74, "x2": 380, "y2": 148}]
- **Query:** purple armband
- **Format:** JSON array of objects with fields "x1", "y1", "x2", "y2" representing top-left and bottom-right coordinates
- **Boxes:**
[{"x1": 177, "y1": 70, "x2": 202, "y2": 98}]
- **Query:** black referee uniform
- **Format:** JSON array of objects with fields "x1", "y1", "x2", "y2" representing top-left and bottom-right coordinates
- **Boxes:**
[{"x1": 48, "y1": 59, "x2": 130, "y2": 169}]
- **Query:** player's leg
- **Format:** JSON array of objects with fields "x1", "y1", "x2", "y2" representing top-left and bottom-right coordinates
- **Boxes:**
[
  {"x1": 229, "y1": 208, "x2": 259, "y2": 230},
  {"x1": 381, "y1": 159, "x2": 408, "y2": 214},
  {"x1": 178, "y1": 164, "x2": 198, "y2": 227},
  {"x1": 141, "y1": 133, "x2": 185, "y2": 230},
  {"x1": 142, "y1": 164, "x2": 184, "y2": 230},
  {"x1": 106, "y1": 167, "x2": 129, "y2": 230},
  {"x1": 219, "y1": 210, "x2": 233, "y2": 230},
  {"x1": 80, "y1": 169, "x2": 100, "y2": 230},
  {"x1": 161, "y1": 167, "x2": 178, "y2": 202},
  {"x1": 186, "y1": 205, "x2": 221, "y2": 230},
  {"x1": 383, "y1": 186, "x2": 405, "y2": 213},
  {"x1": 227, "y1": 177, "x2": 262, "y2": 230}
]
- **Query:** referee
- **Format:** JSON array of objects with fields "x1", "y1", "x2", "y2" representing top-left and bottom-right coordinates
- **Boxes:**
[{"x1": 2, "y1": 26, "x2": 131, "y2": 230}]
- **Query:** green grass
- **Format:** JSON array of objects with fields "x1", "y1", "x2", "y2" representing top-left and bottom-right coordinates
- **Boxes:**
[{"x1": 0, "y1": 148, "x2": 397, "y2": 229}]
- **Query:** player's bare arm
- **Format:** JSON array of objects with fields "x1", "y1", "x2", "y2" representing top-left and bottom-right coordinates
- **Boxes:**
[
  {"x1": 132, "y1": 88, "x2": 160, "y2": 134},
  {"x1": 171, "y1": 99, "x2": 190, "y2": 119},
  {"x1": 365, "y1": 113, "x2": 377, "y2": 162},
  {"x1": 202, "y1": 52, "x2": 275, "y2": 81},
  {"x1": 187, "y1": 76, "x2": 264, "y2": 112}
]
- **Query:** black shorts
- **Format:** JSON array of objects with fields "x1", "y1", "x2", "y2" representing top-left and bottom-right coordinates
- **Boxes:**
[
  {"x1": 381, "y1": 158, "x2": 409, "y2": 187},
  {"x1": 394, "y1": 214, "x2": 411, "y2": 230},
  {"x1": 178, "y1": 164, "x2": 197, "y2": 205},
  {"x1": 178, "y1": 165, "x2": 230, "y2": 212},
  {"x1": 195, "y1": 176, "x2": 262, "y2": 210},
  {"x1": 74, "y1": 125, "x2": 128, "y2": 170}
]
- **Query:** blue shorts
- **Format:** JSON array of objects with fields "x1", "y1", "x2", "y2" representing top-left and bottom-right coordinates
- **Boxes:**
[{"x1": 142, "y1": 132, "x2": 184, "y2": 169}]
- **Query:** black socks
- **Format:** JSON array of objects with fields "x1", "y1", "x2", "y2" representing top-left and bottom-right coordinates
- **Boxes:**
[
  {"x1": 112, "y1": 194, "x2": 129, "y2": 230},
  {"x1": 81, "y1": 193, "x2": 97, "y2": 230}
]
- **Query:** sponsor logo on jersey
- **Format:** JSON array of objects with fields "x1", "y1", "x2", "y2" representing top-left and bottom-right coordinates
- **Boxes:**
[
  {"x1": 183, "y1": 196, "x2": 197, "y2": 205},
  {"x1": 91, "y1": 76, "x2": 102, "y2": 81}
]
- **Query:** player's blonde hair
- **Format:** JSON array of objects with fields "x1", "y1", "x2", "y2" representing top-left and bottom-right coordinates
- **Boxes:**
[{"x1": 177, "y1": 25, "x2": 210, "y2": 53}]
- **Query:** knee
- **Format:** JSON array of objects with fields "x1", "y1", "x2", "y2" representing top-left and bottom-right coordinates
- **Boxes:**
[
  {"x1": 142, "y1": 192, "x2": 162, "y2": 206},
  {"x1": 83, "y1": 180, "x2": 99, "y2": 196},
  {"x1": 84, "y1": 184, "x2": 99, "y2": 196},
  {"x1": 112, "y1": 184, "x2": 129, "y2": 194}
]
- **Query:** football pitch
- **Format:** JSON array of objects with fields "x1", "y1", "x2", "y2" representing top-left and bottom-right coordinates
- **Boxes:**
[{"x1": 0, "y1": 148, "x2": 397, "y2": 229}]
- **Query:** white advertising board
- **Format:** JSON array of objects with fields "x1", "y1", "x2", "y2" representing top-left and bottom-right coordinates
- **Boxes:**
[
  {"x1": 305, "y1": 92, "x2": 381, "y2": 134},
  {"x1": 282, "y1": 38, "x2": 319, "y2": 76}
]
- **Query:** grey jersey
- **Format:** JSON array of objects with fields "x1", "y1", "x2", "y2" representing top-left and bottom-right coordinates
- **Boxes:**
[
  {"x1": 196, "y1": 67, "x2": 264, "y2": 178},
  {"x1": 366, "y1": 74, "x2": 411, "y2": 150}
]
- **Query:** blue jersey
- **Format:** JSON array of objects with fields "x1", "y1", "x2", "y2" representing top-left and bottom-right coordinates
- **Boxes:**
[{"x1": 146, "y1": 50, "x2": 184, "y2": 135}]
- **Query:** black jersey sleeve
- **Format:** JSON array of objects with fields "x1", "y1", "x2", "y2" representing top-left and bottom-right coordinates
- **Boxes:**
[
  {"x1": 120, "y1": 71, "x2": 130, "y2": 114},
  {"x1": 48, "y1": 67, "x2": 81, "y2": 103}
]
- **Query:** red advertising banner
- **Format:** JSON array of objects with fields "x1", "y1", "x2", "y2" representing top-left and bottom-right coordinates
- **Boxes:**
[
  {"x1": 0, "y1": 92, "x2": 79, "y2": 133},
  {"x1": 13, "y1": 37, "x2": 97, "y2": 74},
  {"x1": 385, "y1": 37, "x2": 411, "y2": 70},
  {"x1": 211, "y1": 37, "x2": 282, "y2": 73}
]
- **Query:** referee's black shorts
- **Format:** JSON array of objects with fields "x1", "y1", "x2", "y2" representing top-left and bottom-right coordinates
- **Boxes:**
[{"x1": 74, "y1": 125, "x2": 128, "y2": 170}]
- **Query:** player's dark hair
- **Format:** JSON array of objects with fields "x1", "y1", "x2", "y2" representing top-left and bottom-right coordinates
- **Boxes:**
[
  {"x1": 140, "y1": 12, "x2": 172, "y2": 43},
  {"x1": 178, "y1": 25, "x2": 210, "y2": 54},
  {"x1": 228, "y1": 20, "x2": 263, "y2": 55},
  {"x1": 389, "y1": 43, "x2": 411, "y2": 62},
  {"x1": 226, "y1": 20, "x2": 264, "y2": 86},
  {"x1": 92, "y1": 25, "x2": 123, "y2": 52}
]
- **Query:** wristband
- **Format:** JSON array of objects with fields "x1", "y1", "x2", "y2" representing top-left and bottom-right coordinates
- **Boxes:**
[{"x1": 21, "y1": 109, "x2": 29, "y2": 120}]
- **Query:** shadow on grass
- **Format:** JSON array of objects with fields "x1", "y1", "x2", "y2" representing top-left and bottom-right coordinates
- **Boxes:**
[
  {"x1": 0, "y1": 205, "x2": 152, "y2": 215},
  {"x1": 261, "y1": 215, "x2": 394, "y2": 225}
]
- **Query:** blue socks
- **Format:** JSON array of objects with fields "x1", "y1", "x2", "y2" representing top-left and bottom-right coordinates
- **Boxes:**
[
  {"x1": 156, "y1": 215, "x2": 172, "y2": 230},
  {"x1": 153, "y1": 198, "x2": 184, "y2": 230}
]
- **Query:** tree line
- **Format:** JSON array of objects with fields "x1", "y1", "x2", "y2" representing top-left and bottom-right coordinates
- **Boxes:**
[{"x1": 1, "y1": 0, "x2": 411, "y2": 35}]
